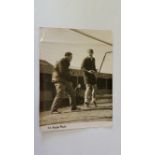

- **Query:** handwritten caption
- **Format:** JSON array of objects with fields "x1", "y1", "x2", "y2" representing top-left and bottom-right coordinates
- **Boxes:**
[{"x1": 47, "y1": 124, "x2": 67, "y2": 130}]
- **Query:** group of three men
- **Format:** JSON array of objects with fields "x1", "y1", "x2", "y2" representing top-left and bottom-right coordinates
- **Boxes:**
[{"x1": 51, "y1": 49, "x2": 97, "y2": 113}]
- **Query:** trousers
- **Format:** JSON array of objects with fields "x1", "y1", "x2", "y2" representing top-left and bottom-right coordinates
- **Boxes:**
[
  {"x1": 84, "y1": 84, "x2": 97, "y2": 103},
  {"x1": 51, "y1": 81, "x2": 76, "y2": 112}
]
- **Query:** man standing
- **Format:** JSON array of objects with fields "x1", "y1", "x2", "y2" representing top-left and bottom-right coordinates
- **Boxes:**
[
  {"x1": 51, "y1": 52, "x2": 80, "y2": 113},
  {"x1": 81, "y1": 49, "x2": 97, "y2": 107}
]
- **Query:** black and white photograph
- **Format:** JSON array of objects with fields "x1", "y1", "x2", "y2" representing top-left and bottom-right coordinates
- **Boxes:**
[{"x1": 39, "y1": 27, "x2": 113, "y2": 131}]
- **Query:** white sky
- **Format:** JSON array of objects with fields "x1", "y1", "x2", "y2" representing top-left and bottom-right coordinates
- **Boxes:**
[{"x1": 40, "y1": 28, "x2": 112, "y2": 73}]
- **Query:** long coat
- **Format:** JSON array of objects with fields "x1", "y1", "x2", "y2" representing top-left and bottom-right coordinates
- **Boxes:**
[{"x1": 81, "y1": 57, "x2": 97, "y2": 85}]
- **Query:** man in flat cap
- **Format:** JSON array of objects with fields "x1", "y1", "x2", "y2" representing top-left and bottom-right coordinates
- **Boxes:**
[
  {"x1": 51, "y1": 52, "x2": 80, "y2": 113},
  {"x1": 81, "y1": 49, "x2": 97, "y2": 107}
]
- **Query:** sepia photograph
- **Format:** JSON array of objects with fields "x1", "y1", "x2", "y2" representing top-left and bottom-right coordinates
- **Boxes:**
[{"x1": 39, "y1": 27, "x2": 113, "y2": 131}]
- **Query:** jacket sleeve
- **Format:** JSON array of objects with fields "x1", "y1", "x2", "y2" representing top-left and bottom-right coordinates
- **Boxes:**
[
  {"x1": 81, "y1": 58, "x2": 88, "y2": 72},
  {"x1": 94, "y1": 58, "x2": 97, "y2": 72}
]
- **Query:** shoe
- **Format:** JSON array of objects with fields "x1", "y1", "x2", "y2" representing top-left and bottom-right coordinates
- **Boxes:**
[
  {"x1": 91, "y1": 101, "x2": 97, "y2": 107},
  {"x1": 51, "y1": 109, "x2": 58, "y2": 114},
  {"x1": 71, "y1": 107, "x2": 81, "y2": 111}
]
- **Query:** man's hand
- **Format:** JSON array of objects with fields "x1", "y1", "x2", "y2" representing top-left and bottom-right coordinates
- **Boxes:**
[{"x1": 88, "y1": 70, "x2": 96, "y2": 74}]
